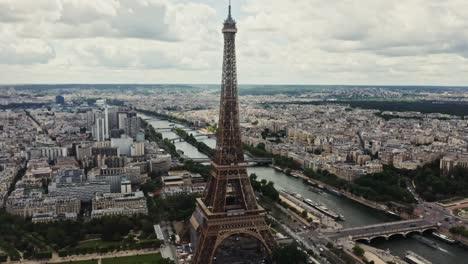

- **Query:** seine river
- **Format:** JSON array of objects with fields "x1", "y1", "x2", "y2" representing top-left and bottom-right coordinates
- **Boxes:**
[{"x1": 140, "y1": 114, "x2": 468, "y2": 264}]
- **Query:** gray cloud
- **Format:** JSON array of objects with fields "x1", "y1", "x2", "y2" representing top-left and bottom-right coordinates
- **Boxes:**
[
  {"x1": 0, "y1": 0, "x2": 468, "y2": 85},
  {"x1": 0, "y1": 0, "x2": 177, "y2": 41}
]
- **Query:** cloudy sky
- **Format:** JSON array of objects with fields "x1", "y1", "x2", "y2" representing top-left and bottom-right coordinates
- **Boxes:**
[{"x1": 1, "y1": 0, "x2": 468, "y2": 85}]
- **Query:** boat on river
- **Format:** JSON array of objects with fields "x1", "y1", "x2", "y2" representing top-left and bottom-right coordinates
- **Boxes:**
[
  {"x1": 432, "y1": 232, "x2": 457, "y2": 244},
  {"x1": 291, "y1": 172, "x2": 301, "y2": 178},
  {"x1": 308, "y1": 186, "x2": 324, "y2": 195},
  {"x1": 326, "y1": 188, "x2": 342, "y2": 196},
  {"x1": 273, "y1": 166, "x2": 283, "y2": 172},
  {"x1": 305, "y1": 179, "x2": 315, "y2": 186},
  {"x1": 303, "y1": 199, "x2": 343, "y2": 221},
  {"x1": 386, "y1": 210, "x2": 399, "y2": 217},
  {"x1": 404, "y1": 251, "x2": 432, "y2": 264}
]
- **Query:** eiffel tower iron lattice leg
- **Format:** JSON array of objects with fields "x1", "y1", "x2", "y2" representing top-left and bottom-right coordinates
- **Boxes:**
[{"x1": 190, "y1": 2, "x2": 276, "y2": 264}]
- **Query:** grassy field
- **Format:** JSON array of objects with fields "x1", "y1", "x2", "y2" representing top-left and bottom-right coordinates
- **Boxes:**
[
  {"x1": 102, "y1": 253, "x2": 163, "y2": 264},
  {"x1": 56, "y1": 260, "x2": 98, "y2": 264},
  {"x1": 76, "y1": 239, "x2": 121, "y2": 249}
]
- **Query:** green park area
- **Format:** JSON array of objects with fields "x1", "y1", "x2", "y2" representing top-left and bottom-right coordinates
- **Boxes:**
[
  {"x1": 56, "y1": 260, "x2": 98, "y2": 264},
  {"x1": 0, "y1": 210, "x2": 163, "y2": 261},
  {"x1": 102, "y1": 253, "x2": 167, "y2": 264},
  {"x1": 55, "y1": 254, "x2": 169, "y2": 264},
  {"x1": 55, "y1": 253, "x2": 168, "y2": 264}
]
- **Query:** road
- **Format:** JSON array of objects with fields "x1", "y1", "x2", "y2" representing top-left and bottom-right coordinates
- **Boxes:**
[
  {"x1": 416, "y1": 201, "x2": 465, "y2": 229},
  {"x1": 266, "y1": 214, "x2": 328, "y2": 264},
  {"x1": 160, "y1": 244, "x2": 177, "y2": 263},
  {"x1": 409, "y1": 181, "x2": 467, "y2": 230},
  {"x1": 325, "y1": 219, "x2": 437, "y2": 240}
]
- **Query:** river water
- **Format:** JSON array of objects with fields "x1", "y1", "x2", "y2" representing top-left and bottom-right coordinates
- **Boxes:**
[{"x1": 140, "y1": 114, "x2": 467, "y2": 264}]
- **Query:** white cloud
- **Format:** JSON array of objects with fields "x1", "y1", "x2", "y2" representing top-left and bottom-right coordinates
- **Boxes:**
[
  {"x1": 0, "y1": 0, "x2": 61, "y2": 23},
  {"x1": 0, "y1": 39, "x2": 55, "y2": 64},
  {"x1": 68, "y1": 39, "x2": 179, "y2": 69},
  {"x1": 59, "y1": 0, "x2": 119, "y2": 25}
]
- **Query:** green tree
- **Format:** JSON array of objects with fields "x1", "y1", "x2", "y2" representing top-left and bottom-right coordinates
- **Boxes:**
[
  {"x1": 450, "y1": 226, "x2": 468, "y2": 238},
  {"x1": 273, "y1": 155, "x2": 300, "y2": 170},
  {"x1": 159, "y1": 258, "x2": 176, "y2": 264},
  {"x1": 353, "y1": 245, "x2": 365, "y2": 257},
  {"x1": 272, "y1": 243, "x2": 307, "y2": 264},
  {"x1": 249, "y1": 174, "x2": 279, "y2": 201},
  {"x1": 46, "y1": 227, "x2": 65, "y2": 248}
]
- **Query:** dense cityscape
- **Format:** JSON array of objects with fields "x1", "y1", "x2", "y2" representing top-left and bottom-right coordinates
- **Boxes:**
[
  {"x1": 1, "y1": 81, "x2": 468, "y2": 263},
  {"x1": 2, "y1": 0, "x2": 468, "y2": 264}
]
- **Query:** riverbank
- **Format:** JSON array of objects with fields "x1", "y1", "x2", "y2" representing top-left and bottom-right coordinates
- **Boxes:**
[
  {"x1": 277, "y1": 195, "x2": 314, "y2": 227},
  {"x1": 279, "y1": 191, "x2": 341, "y2": 230},
  {"x1": 172, "y1": 127, "x2": 214, "y2": 158},
  {"x1": 304, "y1": 176, "x2": 396, "y2": 217},
  {"x1": 274, "y1": 166, "x2": 397, "y2": 218},
  {"x1": 357, "y1": 243, "x2": 405, "y2": 264},
  {"x1": 137, "y1": 109, "x2": 193, "y2": 127},
  {"x1": 140, "y1": 118, "x2": 180, "y2": 158}
]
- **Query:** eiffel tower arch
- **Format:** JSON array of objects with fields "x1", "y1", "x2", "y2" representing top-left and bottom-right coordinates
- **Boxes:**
[{"x1": 190, "y1": 2, "x2": 276, "y2": 264}]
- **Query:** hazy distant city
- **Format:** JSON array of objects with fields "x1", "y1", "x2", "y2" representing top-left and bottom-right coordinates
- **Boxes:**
[{"x1": 1, "y1": 0, "x2": 468, "y2": 264}]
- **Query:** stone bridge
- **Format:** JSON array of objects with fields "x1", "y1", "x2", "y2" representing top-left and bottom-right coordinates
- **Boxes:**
[
  {"x1": 189, "y1": 157, "x2": 273, "y2": 165},
  {"x1": 156, "y1": 127, "x2": 192, "y2": 131},
  {"x1": 169, "y1": 134, "x2": 216, "y2": 142},
  {"x1": 324, "y1": 219, "x2": 438, "y2": 242}
]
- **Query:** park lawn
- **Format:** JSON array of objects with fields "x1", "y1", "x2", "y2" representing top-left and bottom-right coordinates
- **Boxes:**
[
  {"x1": 102, "y1": 253, "x2": 163, "y2": 264},
  {"x1": 55, "y1": 260, "x2": 98, "y2": 264},
  {"x1": 76, "y1": 239, "x2": 122, "y2": 249}
]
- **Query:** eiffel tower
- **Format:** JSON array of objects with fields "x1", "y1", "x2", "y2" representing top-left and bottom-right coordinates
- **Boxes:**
[{"x1": 189, "y1": 2, "x2": 276, "y2": 264}]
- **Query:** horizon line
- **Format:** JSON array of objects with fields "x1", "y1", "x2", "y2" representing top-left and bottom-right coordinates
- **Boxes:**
[{"x1": 0, "y1": 83, "x2": 468, "y2": 88}]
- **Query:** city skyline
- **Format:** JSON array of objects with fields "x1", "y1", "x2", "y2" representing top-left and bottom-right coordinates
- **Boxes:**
[{"x1": 1, "y1": 0, "x2": 468, "y2": 85}]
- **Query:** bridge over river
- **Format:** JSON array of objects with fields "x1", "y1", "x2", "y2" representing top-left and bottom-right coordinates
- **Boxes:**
[
  {"x1": 187, "y1": 157, "x2": 273, "y2": 165},
  {"x1": 156, "y1": 127, "x2": 191, "y2": 131},
  {"x1": 169, "y1": 134, "x2": 216, "y2": 142},
  {"x1": 324, "y1": 219, "x2": 438, "y2": 242}
]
